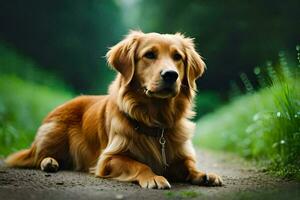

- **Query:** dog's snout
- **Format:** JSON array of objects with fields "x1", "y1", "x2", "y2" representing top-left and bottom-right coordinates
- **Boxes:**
[{"x1": 161, "y1": 70, "x2": 178, "y2": 84}]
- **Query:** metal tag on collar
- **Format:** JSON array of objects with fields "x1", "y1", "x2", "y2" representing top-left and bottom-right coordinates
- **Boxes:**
[{"x1": 159, "y1": 128, "x2": 169, "y2": 169}]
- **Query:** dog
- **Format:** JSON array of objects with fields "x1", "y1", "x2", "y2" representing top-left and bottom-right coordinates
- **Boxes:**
[{"x1": 5, "y1": 31, "x2": 222, "y2": 189}]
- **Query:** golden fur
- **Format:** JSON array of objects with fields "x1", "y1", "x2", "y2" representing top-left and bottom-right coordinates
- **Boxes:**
[{"x1": 5, "y1": 31, "x2": 222, "y2": 189}]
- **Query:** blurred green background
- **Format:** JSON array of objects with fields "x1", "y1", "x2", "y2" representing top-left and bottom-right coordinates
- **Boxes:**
[{"x1": 0, "y1": 0, "x2": 299, "y2": 179}]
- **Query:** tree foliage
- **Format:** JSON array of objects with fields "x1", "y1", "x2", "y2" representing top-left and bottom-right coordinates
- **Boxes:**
[{"x1": 0, "y1": 0, "x2": 126, "y2": 93}]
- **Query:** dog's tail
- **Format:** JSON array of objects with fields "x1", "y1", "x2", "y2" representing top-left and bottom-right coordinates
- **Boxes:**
[{"x1": 5, "y1": 146, "x2": 36, "y2": 168}]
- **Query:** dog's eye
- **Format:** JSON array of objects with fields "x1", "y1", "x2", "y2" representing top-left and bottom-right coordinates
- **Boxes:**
[
  {"x1": 173, "y1": 53, "x2": 182, "y2": 61},
  {"x1": 144, "y1": 51, "x2": 156, "y2": 59}
]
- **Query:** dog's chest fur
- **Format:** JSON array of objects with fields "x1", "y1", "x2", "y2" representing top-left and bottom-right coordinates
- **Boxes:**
[{"x1": 127, "y1": 133, "x2": 176, "y2": 176}]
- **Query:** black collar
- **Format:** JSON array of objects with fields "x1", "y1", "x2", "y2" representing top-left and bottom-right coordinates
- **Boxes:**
[{"x1": 124, "y1": 113, "x2": 165, "y2": 137}]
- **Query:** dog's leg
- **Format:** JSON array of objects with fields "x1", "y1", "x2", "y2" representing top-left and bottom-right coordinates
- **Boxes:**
[
  {"x1": 185, "y1": 157, "x2": 222, "y2": 186},
  {"x1": 96, "y1": 155, "x2": 171, "y2": 189},
  {"x1": 168, "y1": 140, "x2": 223, "y2": 186},
  {"x1": 168, "y1": 157, "x2": 222, "y2": 186}
]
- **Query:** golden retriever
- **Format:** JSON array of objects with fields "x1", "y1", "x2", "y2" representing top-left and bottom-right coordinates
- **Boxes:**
[{"x1": 5, "y1": 31, "x2": 222, "y2": 189}]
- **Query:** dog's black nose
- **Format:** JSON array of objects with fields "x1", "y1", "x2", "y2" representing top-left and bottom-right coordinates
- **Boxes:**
[{"x1": 161, "y1": 70, "x2": 178, "y2": 84}]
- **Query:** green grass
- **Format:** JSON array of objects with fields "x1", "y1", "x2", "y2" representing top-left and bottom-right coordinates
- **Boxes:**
[
  {"x1": 0, "y1": 42, "x2": 74, "y2": 156},
  {"x1": 194, "y1": 59, "x2": 300, "y2": 179},
  {"x1": 0, "y1": 75, "x2": 73, "y2": 156},
  {"x1": 165, "y1": 190, "x2": 200, "y2": 198}
]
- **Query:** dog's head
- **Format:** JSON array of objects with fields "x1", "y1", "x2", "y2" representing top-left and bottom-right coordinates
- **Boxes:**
[{"x1": 107, "y1": 31, "x2": 205, "y2": 99}]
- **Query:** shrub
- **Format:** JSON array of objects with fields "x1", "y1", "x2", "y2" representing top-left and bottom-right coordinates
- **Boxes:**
[{"x1": 195, "y1": 49, "x2": 300, "y2": 179}]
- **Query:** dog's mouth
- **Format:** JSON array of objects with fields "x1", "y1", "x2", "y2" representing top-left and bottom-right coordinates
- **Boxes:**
[{"x1": 144, "y1": 85, "x2": 178, "y2": 99}]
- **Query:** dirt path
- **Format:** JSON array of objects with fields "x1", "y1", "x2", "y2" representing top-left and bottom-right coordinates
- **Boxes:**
[{"x1": 0, "y1": 149, "x2": 299, "y2": 200}]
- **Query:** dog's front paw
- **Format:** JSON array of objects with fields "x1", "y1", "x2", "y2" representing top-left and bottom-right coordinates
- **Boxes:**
[
  {"x1": 190, "y1": 172, "x2": 223, "y2": 186},
  {"x1": 205, "y1": 173, "x2": 223, "y2": 186},
  {"x1": 138, "y1": 175, "x2": 171, "y2": 189}
]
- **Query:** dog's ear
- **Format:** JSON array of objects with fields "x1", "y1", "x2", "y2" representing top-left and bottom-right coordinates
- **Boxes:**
[
  {"x1": 180, "y1": 35, "x2": 206, "y2": 90},
  {"x1": 106, "y1": 30, "x2": 143, "y2": 85}
]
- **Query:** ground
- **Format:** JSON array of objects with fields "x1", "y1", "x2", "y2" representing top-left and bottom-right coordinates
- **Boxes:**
[{"x1": 0, "y1": 149, "x2": 299, "y2": 200}]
